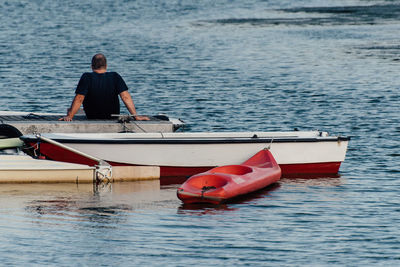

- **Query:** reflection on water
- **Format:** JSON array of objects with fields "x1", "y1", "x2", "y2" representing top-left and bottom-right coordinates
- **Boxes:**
[
  {"x1": 281, "y1": 176, "x2": 343, "y2": 187},
  {"x1": 177, "y1": 183, "x2": 281, "y2": 214},
  {"x1": 0, "y1": 180, "x2": 162, "y2": 200},
  {"x1": 0, "y1": 175, "x2": 343, "y2": 222},
  {"x1": 0, "y1": 174, "x2": 396, "y2": 266},
  {"x1": 0, "y1": 180, "x2": 180, "y2": 226},
  {"x1": 175, "y1": 175, "x2": 343, "y2": 215},
  {"x1": 178, "y1": 203, "x2": 236, "y2": 215},
  {"x1": 160, "y1": 176, "x2": 188, "y2": 186}
]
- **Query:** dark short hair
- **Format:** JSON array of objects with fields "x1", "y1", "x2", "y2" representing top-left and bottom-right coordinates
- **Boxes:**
[{"x1": 91, "y1": 54, "x2": 107, "y2": 70}]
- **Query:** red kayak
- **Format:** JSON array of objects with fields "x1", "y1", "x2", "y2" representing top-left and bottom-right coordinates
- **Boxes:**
[{"x1": 177, "y1": 149, "x2": 281, "y2": 204}]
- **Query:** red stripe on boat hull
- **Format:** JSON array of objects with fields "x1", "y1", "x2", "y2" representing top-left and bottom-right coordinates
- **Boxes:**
[
  {"x1": 280, "y1": 162, "x2": 341, "y2": 175},
  {"x1": 34, "y1": 143, "x2": 99, "y2": 166}
]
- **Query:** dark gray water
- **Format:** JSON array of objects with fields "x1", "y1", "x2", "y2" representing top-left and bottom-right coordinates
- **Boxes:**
[{"x1": 0, "y1": 0, "x2": 399, "y2": 266}]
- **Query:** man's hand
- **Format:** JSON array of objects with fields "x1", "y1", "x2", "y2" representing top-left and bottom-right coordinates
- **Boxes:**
[
  {"x1": 134, "y1": 115, "x2": 150, "y2": 121},
  {"x1": 59, "y1": 116, "x2": 73, "y2": 121},
  {"x1": 59, "y1": 95, "x2": 85, "y2": 122}
]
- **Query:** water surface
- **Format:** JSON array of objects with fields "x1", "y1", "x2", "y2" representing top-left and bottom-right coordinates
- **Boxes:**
[{"x1": 0, "y1": 0, "x2": 399, "y2": 265}]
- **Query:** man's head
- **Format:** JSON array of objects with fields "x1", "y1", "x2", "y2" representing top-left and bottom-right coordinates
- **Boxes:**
[{"x1": 91, "y1": 53, "x2": 107, "y2": 70}]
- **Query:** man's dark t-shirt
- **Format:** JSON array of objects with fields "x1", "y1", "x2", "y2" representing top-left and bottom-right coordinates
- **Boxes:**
[{"x1": 75, "y1": 72, "x2": 128, "y2": 119}]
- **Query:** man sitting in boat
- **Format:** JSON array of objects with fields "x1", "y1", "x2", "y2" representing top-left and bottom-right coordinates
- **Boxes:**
[{"x1": 60, "y1": 53, "x2": 149, "y2": 121}]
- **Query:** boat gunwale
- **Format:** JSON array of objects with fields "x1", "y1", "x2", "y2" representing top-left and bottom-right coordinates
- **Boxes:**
[{"x1": 20, "y1": 135, "x2": 350, "y2": 144}]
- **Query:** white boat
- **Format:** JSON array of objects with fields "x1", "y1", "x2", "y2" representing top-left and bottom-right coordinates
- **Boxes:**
[
  {"x1": 0, "y1": 137, "x2": 96, "y2": 183},
  {"x1": 21, "y1": 131, "x2": 350, "y2": 178},
  {"x1": 0, "y1": 137, "x2": 159, "y2": 183}
]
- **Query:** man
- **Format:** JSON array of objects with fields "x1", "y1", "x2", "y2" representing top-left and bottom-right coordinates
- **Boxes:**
[{"x1": 60, "y1": 53, "x2": 149, "y2": 121}]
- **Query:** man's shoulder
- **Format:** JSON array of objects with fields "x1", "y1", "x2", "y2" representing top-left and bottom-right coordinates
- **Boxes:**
[
  {"x1": 106, "y1": 72, "x2": 125, "y2": 81},
  {"x1": 80, "y1": 72, "x2": 93, "y2": 79},
  {"x1": 80, "y1": 72, "x2": 120, "y2": 79},
  {"x1": 106, "y1": 71, "x2": 121, "y2": 77}
]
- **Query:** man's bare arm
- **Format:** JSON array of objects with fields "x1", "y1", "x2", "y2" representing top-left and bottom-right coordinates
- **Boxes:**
[
  {"x1": 59, "y1": 94, "x2": 85, "y2": 121},
  {"x1": 120, "y1": 91, "x2": 150, "y2": 121}
]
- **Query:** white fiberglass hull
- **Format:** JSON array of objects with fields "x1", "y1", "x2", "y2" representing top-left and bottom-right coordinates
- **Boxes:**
[{"x1": 22, "y1": 131, "x2": 350, "y2": 176}]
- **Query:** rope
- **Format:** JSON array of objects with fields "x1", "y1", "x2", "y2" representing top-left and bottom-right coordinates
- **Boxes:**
[
  {"x1": 95, "y1": 163, "x2": 113, "y2": 183},
  {"x1": 116, "y1": 115, "x2": 147, "y2": 133},
  {"x1": 122, "y1": 120, "x2": 147, "y2": 133},
  {"x1": 266, "y1": 138, "x2": 274, "y2": 150}
]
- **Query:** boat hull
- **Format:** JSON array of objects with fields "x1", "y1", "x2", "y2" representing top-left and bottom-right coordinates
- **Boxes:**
[
  {"x1": 177, "y1": 149, "x2": 282, "y2": 204},
  {"x1": 21, "y1": 131, "x2": 349, "y2": 178}
]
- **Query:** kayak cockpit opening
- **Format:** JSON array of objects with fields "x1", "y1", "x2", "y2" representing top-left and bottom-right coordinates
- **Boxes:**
[
  {"x1": 211, "y1": 165, "x2": 252, "y2": 175},
  {"x1": 188, "y1": 174, "x2": 228, "y2": 190}
]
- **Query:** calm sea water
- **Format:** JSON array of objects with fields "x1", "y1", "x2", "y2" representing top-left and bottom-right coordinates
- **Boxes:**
[{"x1": 0, "y1": 0, "x2": 399, "y2": 265}]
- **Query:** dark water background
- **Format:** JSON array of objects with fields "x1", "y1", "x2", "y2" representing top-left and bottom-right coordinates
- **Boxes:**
[{"x1": 0, "y1": 0, "x2": 399, "y2": 265}]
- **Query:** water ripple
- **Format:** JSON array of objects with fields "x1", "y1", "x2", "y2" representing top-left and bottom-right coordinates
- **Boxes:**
[{"x1": 1, "y1": 0, "x2": 400, "y2": 265}]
